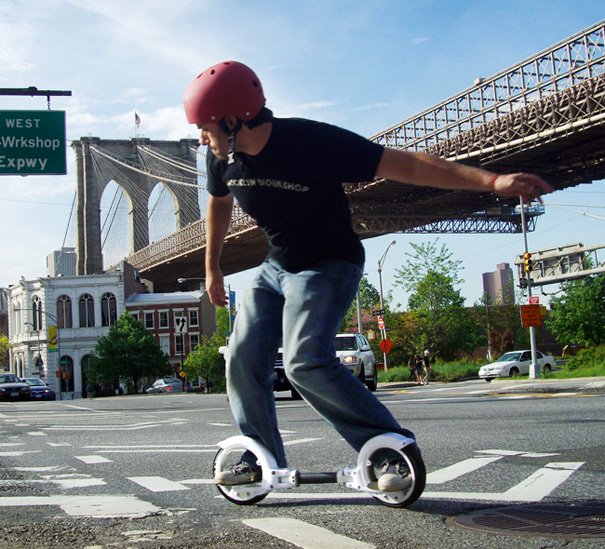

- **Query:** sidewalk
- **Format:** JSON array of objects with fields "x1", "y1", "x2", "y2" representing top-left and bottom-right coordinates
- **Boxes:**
[{"x1": 378, "y1": 376, "x2": 605, "y2": 394}]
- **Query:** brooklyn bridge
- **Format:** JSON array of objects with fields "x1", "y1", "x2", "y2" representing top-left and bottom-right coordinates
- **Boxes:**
[{"x1": 71, "y1": 20, "x2": 605, "y2": 292}]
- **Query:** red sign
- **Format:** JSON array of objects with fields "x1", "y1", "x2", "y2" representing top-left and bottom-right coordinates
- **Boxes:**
[
  {"x1": 379, "y1": 338, "x2": 394, "y2": 354},
  {"x1": 377, "y1": 314, "x2": 385, "y2": 330},
  {"x1": 529, "y1": 296, "x2": 540, "y2": 304},
  {"x1": 520, "y1": 304, "x2": 543, "y2": 328}
]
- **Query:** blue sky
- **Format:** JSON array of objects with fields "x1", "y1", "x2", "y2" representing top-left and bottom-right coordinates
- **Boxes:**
[{"x1": 1, "y1": 0, "x2": 603, "y2": 308}]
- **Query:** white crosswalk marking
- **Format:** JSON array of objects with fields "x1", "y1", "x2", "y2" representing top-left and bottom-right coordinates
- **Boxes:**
[
  {"x1": 0, "y1": 495, "x2": 163, "y2": 518},
  {"x1": 283, "y1": 438, "x2": 323, "y2": 446},
  {"x1": 75, "y1": 455, "x2": 113, "y2": 464},
  {"x1": 500, "y1": 462, "x2": 585, "y2": 501},
  {"x1": 243, "y1": 518, "x2": 375, "y2": 549},
  {"x1": 128, "y1": 476, "x2": 190, "y2": 492},
  {"x1": 426, "y1": 455, "x2": 503, "y2": 484}
]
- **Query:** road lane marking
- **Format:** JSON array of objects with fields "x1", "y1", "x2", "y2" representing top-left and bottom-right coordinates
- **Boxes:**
[
  {"x1": 44, "y1": 419, "x2": 188, "y2": 431},
  {"x1": 243, "y1": 517, "x2": 375, "y2": 549},
  {"x1": 426, "y1": 455, "x2": 503, "y2": 484},
  {"x1": 500, "y1": 461, "x2": 585, "y2": 501},
  {"x1": 283, "y1": 438, "x2": 322, "y2": 446},
  {"x1": 75, "y1": 455, "x2": 113, "y2": 464},
  {"x1": 12, "y1": 466, "x2": 72, "y2": 472},
  {"x1": 0, "y1": 495, "x2": 163, "y2": 518},
  {"x1": 0, "y1": 450, "x2": 40, "y2": 457},
  {"x1": 27, "y1": 431, "x2": 46, "y2": 436},
  {"x1": 128, "y1": 476, "x2": 191, "y2": 492}
]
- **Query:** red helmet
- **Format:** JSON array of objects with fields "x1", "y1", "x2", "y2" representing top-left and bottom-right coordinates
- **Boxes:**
[{"x1": 183, "y1": 61, "x2": 266, "y2": 125}]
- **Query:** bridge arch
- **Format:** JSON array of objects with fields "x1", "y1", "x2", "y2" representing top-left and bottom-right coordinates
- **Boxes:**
[{"x1": 71, "y1": 137, "x2": 200, "y2": 275}]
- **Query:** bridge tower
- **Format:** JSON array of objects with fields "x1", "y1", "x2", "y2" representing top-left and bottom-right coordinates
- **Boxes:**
[{"x1": 71, "y1": 137, "x2": 200, "y2": 275}]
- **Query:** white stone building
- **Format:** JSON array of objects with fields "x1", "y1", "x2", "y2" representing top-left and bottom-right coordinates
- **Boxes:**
[{"x1": 6, "y1": 263, "x2": 146, "y2": 399}]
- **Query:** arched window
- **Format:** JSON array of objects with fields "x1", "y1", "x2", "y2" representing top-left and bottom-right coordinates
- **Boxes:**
[
  {"x1": 101, "y1": 292, "x2": 117, "y2": 327},
  {"x1": 32, "y1": 296, "x2": 43, "y2": 330},
  {"x1": 60, "y1": 355, "x2": 74, "y2": 392},
  {"x1": 56, "y1": 295, "x2": 73, "y2": 329},
  {"x1": 79, "y1": 294, "x2": 95, "y2": 328}
]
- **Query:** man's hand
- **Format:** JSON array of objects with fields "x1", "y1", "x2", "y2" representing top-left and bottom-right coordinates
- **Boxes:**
[
  {"x1": 491, "y1": 173, "x2": 554, "y2": 203},
  {"x1": 205, "y1": 270, "x2": 228, "y2": 307}
]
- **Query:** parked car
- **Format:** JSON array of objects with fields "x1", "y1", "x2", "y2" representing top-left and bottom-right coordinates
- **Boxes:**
[
  {"x1": 0, "y1": 373, "x2": 32, "y2": 401},
  {"x1": 146, "y1": 378, "x2": 184, "y2": 394},
  {"x1": 478, "y1": 350, "x2": 555, "y2": 382},
  {"x1": 22, "y1": 377, "x2": 56, "y2": 401}
]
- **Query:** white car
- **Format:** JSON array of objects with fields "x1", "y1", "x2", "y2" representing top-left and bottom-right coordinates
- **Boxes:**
[
  {"x1": 334, "y1": 333, "x2": 377, "y2": 391},
  {"x1": 146, "y1": 378, "x2": 184, "y2": 393},
  {"x1": 478, "y1": 350, "x2": 555, "y2": 382}
]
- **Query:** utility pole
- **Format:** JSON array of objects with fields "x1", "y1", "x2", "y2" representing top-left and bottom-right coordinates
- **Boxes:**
[{"x1": 519, "y1": 198, "x2": 539, "y2": 379}]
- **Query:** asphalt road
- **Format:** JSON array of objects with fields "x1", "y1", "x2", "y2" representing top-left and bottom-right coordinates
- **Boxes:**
[{"x1": 0, "y1": 377, "x2": 604, "y2": 548}]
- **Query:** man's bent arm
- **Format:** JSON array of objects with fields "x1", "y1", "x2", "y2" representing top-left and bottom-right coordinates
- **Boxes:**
[
  {"x1": 376, "y1": 148, "x2": 554, "y2": 202},
  {"x1": 205, "y1": 193, "x2": 234, "y2": 307}
]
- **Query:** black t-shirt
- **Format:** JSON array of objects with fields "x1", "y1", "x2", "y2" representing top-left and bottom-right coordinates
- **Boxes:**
[{"x1": 206, "y1": 117, "x2": 384, "y2": 272}]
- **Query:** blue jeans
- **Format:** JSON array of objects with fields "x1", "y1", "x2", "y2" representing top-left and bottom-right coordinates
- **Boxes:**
[{"x1": 225, "y1": 258, "x2": 414, "y2": 468}]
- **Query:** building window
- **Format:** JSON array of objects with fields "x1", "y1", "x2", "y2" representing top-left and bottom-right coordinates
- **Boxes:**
[
  {"x1": 159, "y1": 311, "x2": 169, "y2": 329},
  {"x1": 101, "y1": 292, "x2": 117, "y2": 327},
  {"x1": 79, "y1": 294, "x2": 95, "y2": 328},
  {"x1": 32, "y1": 296, "x2": 43, "y2": 330},
  {"x1": 190, "y1": 333, "x2": 199, "y2": 350},
  {"x1": 59, "y1": 355, "x2": 74, "y2": 392},
  {"x1": 175, "y1": 334, "x2": 184, "y2": 355},
  {"x1": 159, "y1": 335, "x2": 170, "y2": 354},
  {"x1": 144, "y1": 312, "x2": 154, "y2": 329},
  {"x1": 188, "y1": 309, "x2": 199, "y2": 327},
  {"x1": 56, "y1": 295, "x2": 73, "y2": 329}
]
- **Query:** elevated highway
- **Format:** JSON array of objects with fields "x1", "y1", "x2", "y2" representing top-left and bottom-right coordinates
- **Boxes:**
[{"x1": 112, "y1": 21, "x2": 605, "y2": 291}]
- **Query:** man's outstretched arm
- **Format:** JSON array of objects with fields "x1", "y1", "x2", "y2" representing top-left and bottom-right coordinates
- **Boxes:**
[{"x1": 375, "y1": 148, "x2": 554, "y2": 203}]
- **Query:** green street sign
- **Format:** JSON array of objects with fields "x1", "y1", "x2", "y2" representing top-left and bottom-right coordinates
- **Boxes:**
[{"x1": 0, "y1": 110, "x2": 66, "y2": 175}]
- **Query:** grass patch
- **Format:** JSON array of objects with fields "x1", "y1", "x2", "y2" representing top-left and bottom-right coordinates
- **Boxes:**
[
  {"x1": 546, "y1": 346, "x2": 605, "y2": 379},
  {"x1": 380, "y1": 348, "x2": 605, "y2": 384},
  {"x1": 379, "y1": 360, "x2": 482, "y2": 383}
]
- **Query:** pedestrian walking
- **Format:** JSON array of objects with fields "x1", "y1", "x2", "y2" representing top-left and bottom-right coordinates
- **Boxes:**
[{"x1": 422, "y1": 350, "x2": 431, "y2": 385}]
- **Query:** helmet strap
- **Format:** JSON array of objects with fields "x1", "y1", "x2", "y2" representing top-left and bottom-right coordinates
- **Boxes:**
[{"x1": 219, "y1": 118, "x2": 243, "y2": 164}]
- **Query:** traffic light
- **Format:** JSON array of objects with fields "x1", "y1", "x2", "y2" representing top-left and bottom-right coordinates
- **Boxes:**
[{"x1": 523, "y1": 251, "x2": 533, "y2": 273}]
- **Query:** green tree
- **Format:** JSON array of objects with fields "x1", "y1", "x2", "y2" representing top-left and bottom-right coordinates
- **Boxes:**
[
  {"x1": 88, "y1": 312, "x2": 169, "y2": 393},
  {"x1": 472, "y1": 291, "x2": 527, "y2": 358},
  {"x1": 546, "y1": 274, "x2": 605, "y2": 346},
  {"x1": 183, "y1": 333, "x2": 226, "y2": 392},
  {"x1": 408, "y1": 271, "x2": 480, "y2": 359},
  {"x1": 393, "y1": 240, "x2": 481, "y2": 360},
  {"x1": 0, "y1": 333, "x2": 9, "y2": 356},
  {"x1": 394, "y1": 239, "x2": 463, "y2": 292},
  {"x1": 0, "y1": 334, "x2": 9, "y2": 368},
  {"x1": 216, "y1": 306, "x2": 231, "y2": 339},
  {"x1": 341, "y1": 277, "x2": 381, "y2": 332}
]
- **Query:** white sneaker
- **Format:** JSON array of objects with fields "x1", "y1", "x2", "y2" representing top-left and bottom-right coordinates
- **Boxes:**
[{"x1": 376, "y1": 460, "x2": 412, "y2": 492}]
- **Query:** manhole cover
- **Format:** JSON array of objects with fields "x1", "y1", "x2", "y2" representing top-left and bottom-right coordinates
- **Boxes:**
[{"x1": 447, "y1": 502, "x2": 605, "y2": 539}]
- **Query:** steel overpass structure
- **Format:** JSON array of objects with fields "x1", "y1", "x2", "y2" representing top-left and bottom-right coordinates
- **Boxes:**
[{"x1": 73, "y1": 21, "x2": 605, "y2": 292}]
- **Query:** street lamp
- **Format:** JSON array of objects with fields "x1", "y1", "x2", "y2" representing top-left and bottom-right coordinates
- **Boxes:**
[
  {"x1": 377, "y1": 240, "x2": 396, "y2": 370},
  {"x1": 15, "y1": 308, "x2": 62, "y2": 396},
  {"x1": 24, "y1": 321, "x2": 44, "y2": 375}
]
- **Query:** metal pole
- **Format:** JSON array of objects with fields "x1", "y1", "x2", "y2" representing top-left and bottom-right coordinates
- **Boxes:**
[
  {"x1": 356, "y1": 290, "x2": 363, "y2": 334},
  {"x1": 519, "y1": 198, "x2": 539, "y2": 379},
  {"x1": 377, "y1": 240, "x2": 396, "y2": 371}
]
